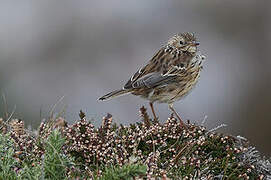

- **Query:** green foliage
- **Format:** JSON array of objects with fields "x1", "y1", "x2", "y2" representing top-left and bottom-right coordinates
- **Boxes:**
[
  {"x1": 18, "y1": 163, "x2": 42, "y2": 180},
  {"x1": 42, "y1": 130, "x2": 72, "y2": 180},
  {"x1": 0, "y1": 133, "x2": 17, "y2": 180},
  {"x1": 17, "y1": 130, "x2": 73, "y2": 180},
  {"x1": 98, "y1": 164, "x2": 147, "y2": 180}
]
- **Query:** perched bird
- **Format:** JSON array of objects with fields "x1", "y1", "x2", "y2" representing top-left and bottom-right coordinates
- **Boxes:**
[{"x1": 99, "y1": 32, "x2": 205, "y2": 128}]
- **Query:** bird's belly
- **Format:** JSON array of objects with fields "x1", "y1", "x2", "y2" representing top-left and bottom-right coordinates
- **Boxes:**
[{"x1": 147, "y1": 73, "x2": 200, "y2": 104}]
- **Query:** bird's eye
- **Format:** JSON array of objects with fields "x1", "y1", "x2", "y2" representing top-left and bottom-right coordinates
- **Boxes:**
[{"x1": 179, "y1": 41, "x2": 184, "y2": 45}]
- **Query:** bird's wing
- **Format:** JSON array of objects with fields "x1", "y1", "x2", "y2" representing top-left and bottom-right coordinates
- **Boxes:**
[
  {"x1": 124, "y1": 48, "x2": 167, "y2": 89},
  {"x1": 125, "y1": 63, "x2": 187, "y2": 89},
  {"x1": 127, "y1": 72, "x2": 174, "y2": 89}
]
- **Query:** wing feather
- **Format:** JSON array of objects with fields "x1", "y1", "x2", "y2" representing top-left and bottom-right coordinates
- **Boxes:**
[
  {"x1": 123, "y1": 47, "x2": 189, "y2": 90},
  {"x1": 124, "y1": 48, "x2": 166, "y2": 89}
]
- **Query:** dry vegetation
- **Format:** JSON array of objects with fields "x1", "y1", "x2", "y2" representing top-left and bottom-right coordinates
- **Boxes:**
[{"x1": 0, "y1": 107, "x2": 270, "y2": 179}]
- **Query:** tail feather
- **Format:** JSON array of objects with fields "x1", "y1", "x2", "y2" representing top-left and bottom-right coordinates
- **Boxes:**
[{"x1": 99, "y1": 89, "x2": 130, "y2": 101}]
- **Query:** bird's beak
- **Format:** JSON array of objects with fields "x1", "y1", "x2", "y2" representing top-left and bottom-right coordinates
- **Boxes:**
[
  {"x1": 193, "y1": 42, "x2": 200, "y2": 46},
  {"x1": 189, "y1": 42, "x2": 199, "y2": 46}
]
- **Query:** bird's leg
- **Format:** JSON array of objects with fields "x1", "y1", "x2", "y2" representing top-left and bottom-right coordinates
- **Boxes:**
[
  {"x1": 149, "y1": 102, "x2": 158, "y2": 122},
  {"x1": 168, "y1": 104, "x2": 188, "y2": 130}
]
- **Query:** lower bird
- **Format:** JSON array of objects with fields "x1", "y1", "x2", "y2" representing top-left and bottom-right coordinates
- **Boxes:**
[{"x1": 99, "y1": 32, "x2": 206, "y2": 129}]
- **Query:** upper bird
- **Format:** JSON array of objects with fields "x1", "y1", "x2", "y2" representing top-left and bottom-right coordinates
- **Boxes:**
[{"x1": 99, "y1": 32, "x2": 205, "y2": 128}]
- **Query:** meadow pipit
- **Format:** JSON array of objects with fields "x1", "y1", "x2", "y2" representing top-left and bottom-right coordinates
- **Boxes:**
[{"x1": 99, "y1": 32, "x2": 206, "y2": 129}]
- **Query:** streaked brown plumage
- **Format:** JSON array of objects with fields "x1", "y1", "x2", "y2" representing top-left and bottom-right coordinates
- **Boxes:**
[{"x1": 99, "y1": 32, "x2": 205, "y2": 128}]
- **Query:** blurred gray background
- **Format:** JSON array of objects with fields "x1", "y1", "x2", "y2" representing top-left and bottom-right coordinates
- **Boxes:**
[{"x1": 0, "y1": 1, "x2": 270, "y2": 155}]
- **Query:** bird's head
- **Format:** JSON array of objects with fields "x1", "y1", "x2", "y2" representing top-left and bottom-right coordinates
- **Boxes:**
[{"x1": 167, "y1": 32, "x2": 199, "y2": 55}]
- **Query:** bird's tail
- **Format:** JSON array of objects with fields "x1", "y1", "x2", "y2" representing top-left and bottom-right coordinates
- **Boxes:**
[{"x1": 99, "y1": 89, "x2": 131, "y2": 101}]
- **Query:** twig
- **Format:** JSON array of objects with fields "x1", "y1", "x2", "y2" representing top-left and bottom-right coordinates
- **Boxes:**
[
  {"x1": 49, "y1": 95, "x2": 65, "y2": 120},
  {"x1": 201, "y1": 115, "x2": 208, "y2": 125},
  {"x1": 6, "y1": 105, "x2": 16, "y2": 123},
  {"x1": 208, "y1": 124, "x2": 227, "y2": 133},
  {"x1": 139, "y1": 106, "x2": 151, "y2": 128},
  {"x1": 2, "y1": 93, "x2": 9, "y2": 120},
  {"x1": 172, "y1": 142, "x2": 194, "y2": 163}
]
